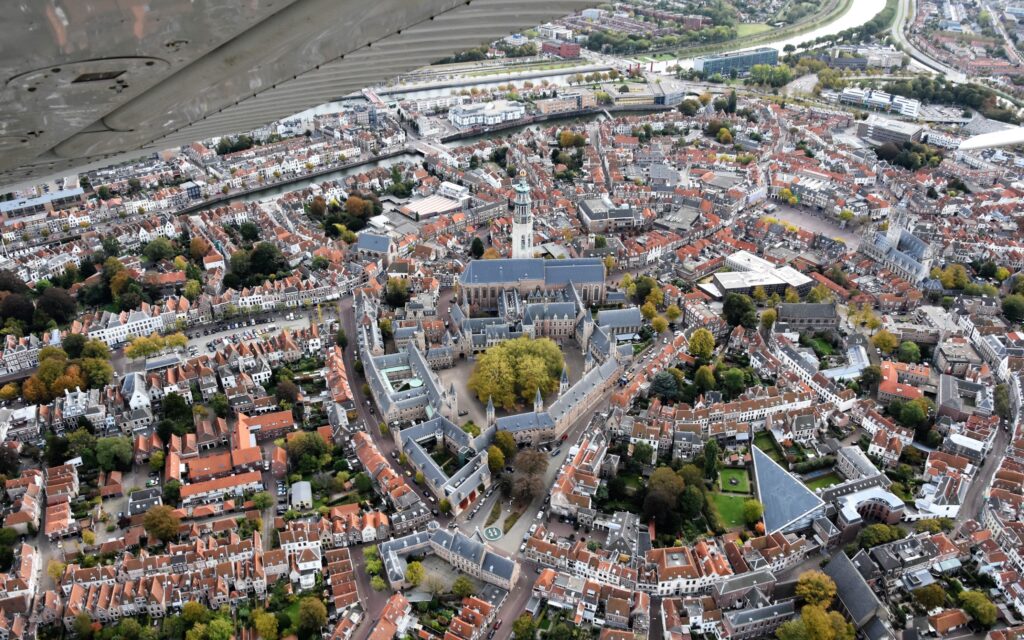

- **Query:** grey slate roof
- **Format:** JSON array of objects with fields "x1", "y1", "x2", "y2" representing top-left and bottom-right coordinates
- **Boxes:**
[
  {"x1": 460, "y1": 258, "x2": 604, "y2": 287},
  {"x1": 356, "y1": 232, "x2": 391, "y2": 254},
  {"x1": 752, "y1": 444, "x2": 824, "y2": 533},
  {"x1": 823, "y1": 551, "x2": 884, "y2": 628}
]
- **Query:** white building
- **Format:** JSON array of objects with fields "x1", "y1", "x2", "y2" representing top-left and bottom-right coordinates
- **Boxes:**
[{"x1": 448, "y1": 100, "x2": 525, "y2": 128}]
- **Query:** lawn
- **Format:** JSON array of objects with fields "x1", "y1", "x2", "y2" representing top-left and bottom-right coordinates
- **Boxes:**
[
  {"x1": 719, "y1": 468, "x2": 751, "y2": 493},
  {"x1": 754, "y1": 432, "x2": 783, "y2": 463},
  {"x1": 737, "y1": 23, "x2": 772, "y2": 37},
  {"x1": 804, "y1": 472, "x2": 842, "y2": 490},
  {"x1": 808, "y1": 338, "x2": 834, "y2": 357},
  {"x1": 711, "y1": 493, "x2": 747, "y2": 529}
]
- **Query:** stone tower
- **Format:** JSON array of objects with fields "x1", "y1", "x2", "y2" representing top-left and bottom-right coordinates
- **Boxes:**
[
  {"x1": 534, "y1": 387, "x2": 544, "y2": 414},
  {"x1": 486, "y1": 395, "x2": 495, "y2": 427},
  {"x1": 511, "y1": 170, "x2": 534, "y2": 259}
]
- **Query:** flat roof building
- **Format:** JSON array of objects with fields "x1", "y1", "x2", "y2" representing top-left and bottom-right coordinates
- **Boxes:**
[{"x1": 694, "y1": 47, "x2": 778, "y2": 76}]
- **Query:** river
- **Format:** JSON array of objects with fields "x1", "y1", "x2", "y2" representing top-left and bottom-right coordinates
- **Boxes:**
[
  {"x1": 235, "y1": 153, "x2": 418, "y2": 205},
  {"x1": 648, "y1": 0, "x2": 887, "y2": 72}
]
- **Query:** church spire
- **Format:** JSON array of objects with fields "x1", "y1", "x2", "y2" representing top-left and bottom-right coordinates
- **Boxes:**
[{"x1": 534, "y1": 386, "x2": 544, "y2": 413}]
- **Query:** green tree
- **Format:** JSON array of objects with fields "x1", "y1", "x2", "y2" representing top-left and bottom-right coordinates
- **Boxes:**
[
  {"x1": 335, "y1": 328, "x2": 347, "y2": 349},
  {"x1": 689, "y1": 328, "x2": 715, "y2": 360},
  {"x1": 806, "y1": 284, "x2": 834, "y2": 303},
  {"x1": 149, "y1": 450, "x2": 166, "y2": 473},
  {"x1": 641, "y1": 301, "x2": 657, "y2": 320},
  {"x1": 163, "y1": 479, "x2": 181, "y2": 505},
  {"x1": 297, "y1": 597, "x2": 328, "y2": 637},
  {"x1": 857, "y1": 523, "x2": 903, "y2": 549},
  {"x1": 96, "y1": 436, "x2": 132, "y2": 471},
  {"x1": 405, "y1": 561, "x2": 425, "y2": 586},
  {"x1": 721, "y1": 368, "x2": 747, "y2": 398},
  {"x1": 994, "y1": 383, "x2": 1012, "y2": 420},
  {"x1": 252, "y1": 609, "x2": 279, "y2": 640},
  {"x1": 897, "y1": 341, "x2": 920, "y2": 363},
  {"x1": 742, "y1": 499, "x2": 764, "y2": 527},
  {"x1": 470, "y1": 237, "x2": 485, "y2": 259},
  {"x1": 512, "y1": 614, "x2": 538, "y2": 640},
  {"x1": 183, "y1": 279, "x2": 202, "y2": 301},
  {"x1": 859, "y1": 365, "x2": 882, "y2": 389},
  {"x1": 760, "y1": 308, "x2": 777, "y2": 330},
  {"x1": 251, "y1": 492, "x2": 273, "y2": 510},
  {"x1": 913, "y1": 583, "x2": 946, "y2": 609},
  {"x1": 493, "y1": 431, "x2": 517, "y2": 462},
  {"x1": 468, "y1": 337, "x2": 564, "y2": 410},
  {"x1": 487, "y1": 445, "x2": 505, "y2": 473},
  {"x1": 385, "y1": 278, "x2": 410, "y2": 307},
  {"x1": 452, "y1": 575, "x2": 475, "y2": 598},
  {"x1": 723, "y1": 293, "x2": 757, "y2": 327},
  {"x1": 704, "y1": 439, "x2": 720, "y2": 483},
  {"x1": 959, "y1": 590, "x2": 997, "y2": 627},
  {"x1": 439, "y1": 498, "x2": 452, "y2": 515},
  {"x1": 870, "y1": 330, "x2": 899, "y2": 354},
  {"x1": 182, "y1": 600, "x2": 210, "y2": 625},
  {"x1": 695, "y1": 365, "x2": 716, "y2": 392},
  {"x1": 143, "y1": 505, "x2": 181, "y2": 544},
  {"x1": 795, "y1": 571, "x2": 837, "y2": 607},
  {"x1": 652, "y1": 316, "x2": 668, "y2": 334},
  {"x1": 666, "y1": 304, "x2": 681, "y2": 322},
  {"x1": 1004, "y1": 294, "x2": 1024, "y2": 323}
]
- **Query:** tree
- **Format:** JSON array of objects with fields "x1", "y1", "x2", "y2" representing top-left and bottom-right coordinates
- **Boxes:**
[
  {"x1": 959, "y1": 590, "x2": 997, "y2": 627},
  {"x1": 704, "y1": 439, "x2": 720, "y2": 483},
  {"x1": 487, "y1": 445, "x2": 505, "y2": 473},
  {"x1": 183, "y1": 279, "x2": 202, "y2": 301},
  {"x1": 652, "y1": 316, "x2": 668, "y2": 334},
  {"x1": 0, "y1": 383, "x2": 18, "y2": 402},
  {"x1": 857, "y1": 523, "x2": 903, "y2": 549},
  {"x1": 143, "y1": 238, "x2": 175, "y2": 263},
  {"x1": 189, "y1": 237, "x2": 211, "y2": 262},
  {"x1": 650, "y1": 370, "x2": 680, "y2": 402},
  {"x1": 143, "y1": 505, "x2": 181, "y2": 544},
  {"x1": 37, "y1": 287, "x2": 77, "y2": 325},
  {"x1": 252, "y1": 492, "x2": 273, "y2": 510},
  {"x1": 795, "y1": 571, "x2": 837, "y2": 607},
  {"x1": 1004, "y1": 294, "x2": 1024, "y2": 323},
  {"x1": 252, "y1": 609, "x2": 279, "y2": 640},
  {"x1": 470, "y1": 237, "x2": 485, "y2": 259},
  {"x1": 723, "y1": 293, "x2": 757, "y2": 327},
  {"x1": 73, "y1": 613, "x2": 94, "y2": 639},
  {"x1": 468, "y1": 337, "x2": 564, "y2": 410},
  {"x1": 689, "y1": 328, "x2": 715, "y2": 360},
  {"x1": 995, "y1": 383, "x2": 1012, "y2": 420},
  {"x1": 452, "y1": 575, "x2": 475, "y2": 598},
  {"x1": 439, "y1": 498, "x2": 452, "y2": 515},
  {"x1": 297, "y1": 597, "x2": 327, "y2": 636},
  {"x1": 148, "y1": 450, "x2": 166, "y2": 473},
  {"x1": 695, "y1": 365, "x2": 716, "y2": 392},
  {"x1": 335, "y1": 328, "x2": 347, "y2": 349},
  {"x1": 742, "y1": 499, "x2": 764, "y2": 527},
  {"x1": 276, "y1": 379, "x2": 300, "y2": 405},
  {"x1": 96, "y1": 436, "x2": 132, "y2": 471},
  {"x1": 493, "y1": 431, "x2": 517, "y2": 462},
  {"x1": 666, "y1": 304, "x2": 681, "y2": 323},
  {"x1": 806, "y1": 284, "x2": 834, "y2": 303},
  {"x1": 163, "y1": 479, "x2": 181, "y2": 505},
  {"x1": 512, "y1": 614, "x2": 538, "y2": 640},
  {"x1": 859, "y1": 365, "x2": 882, "y2": 389},
  {"x1": 47, "y1": 560, "x2": 66, "y2": 582},
  {"x1": 897, "y1": 341, "x2": 920, "y2": 363},
  {"x1": 206, "y1": 619, "x2": 233, "y2": 640},
  {"x1": 370, "y1": 575, "x2": 387, "y2": 591},
  {"x1": 913, "y1": 583, "x2": 946, "y2": 609},
  {"x1": 385, "y1": 277, "x2": 410, "y2": 308},
  {"x1": 870, "y1": 330, "x2": 899, "y2": 354},
  {"x1": 405, "y1": 561, "x2": 425, "y2": 586},
  {"x1": 210, "y1": 393, "x2": 229, "y2": 419},
  {"x1": 761, "y1": 309, "x2": 777, "y2": 330},
  {"x1": 641, "y1": 302, "x2": 657, "y2": 321},
  {"x1": 777, "y1": 605, "x2": 854, "y2": 640}
]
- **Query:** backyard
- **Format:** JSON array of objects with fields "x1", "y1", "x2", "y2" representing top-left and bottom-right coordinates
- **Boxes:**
[
  {"x1": 753, "y1": 432, "x2": 783, "y2": 463},
  {"x1": 719, "y1": 468, "x2": 751, "y2": 494}
]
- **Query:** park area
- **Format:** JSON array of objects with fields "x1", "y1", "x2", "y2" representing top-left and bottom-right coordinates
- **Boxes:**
[
  {"x1": 719, "y1": 467, "x2": 751, "y2": 493},
  {"x1": 736, "y1": 23, "x2": 772, "y2": 37}
]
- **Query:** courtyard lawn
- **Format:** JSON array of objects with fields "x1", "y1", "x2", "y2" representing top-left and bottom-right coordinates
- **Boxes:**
[
  {"x1": 719, "y1": 468, "x2": 751, "y2": 493},
  {"x1": 711, "y1": 493, "x2": 747, "y2": 529},
  {"x1": 753, "y1": 432, "x2": 783, "y2": 463},
  {"x1": 804, "y1": 472, "x2": 842, "y2": 490},
  {"x1": 737, "y1": 23, "x2": 772, "y2": 37},
  {"x1": 808, "y1": 338, "x2": 835, "y2": 357}
]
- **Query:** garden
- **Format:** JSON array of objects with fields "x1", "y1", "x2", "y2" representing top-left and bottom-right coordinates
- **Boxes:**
[{"x1": 718, "y1": 467, "x2": 750, "y2": 493}]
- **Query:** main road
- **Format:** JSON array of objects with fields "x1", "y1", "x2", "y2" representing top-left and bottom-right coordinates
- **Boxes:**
[{"x1": 890, "y1": 0, "x2": 968, "y2": 83}]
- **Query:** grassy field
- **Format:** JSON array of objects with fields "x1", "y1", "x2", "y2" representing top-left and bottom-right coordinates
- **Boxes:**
[
  {"x1": 711, "y1": 493, "x2": 747, "y2": 529},
  {"x1": 808, "y1": 338, "x2": 835, "y2": 357},
  {"x1": 720, "y1": 468, "x2": 751, "y2": 493},
  {"x1": 736, "y1": 23, "x2": 772, "y2": 37},
  {"x1": 754, "y1": 432, "x2": 783, "y2": 463},
  {"x1": 805, "y1": 472, "x2": 842, "y2": 490}
]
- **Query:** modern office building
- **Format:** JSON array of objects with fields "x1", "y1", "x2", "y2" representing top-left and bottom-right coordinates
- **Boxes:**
[{"x1": 694, "y1": 47, "x2": 778, "y2": 76}]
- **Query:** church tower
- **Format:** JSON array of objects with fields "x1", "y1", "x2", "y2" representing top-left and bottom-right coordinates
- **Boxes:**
[
  {"x1": 486, "y1": 395, "x2": 495, "y2": 428},
  {"x1": 511, "y1": 171, "x2": 534, "y2": 259},
  {"x1": 534, "y1": 387, "x2": 544, "y2": 414},
  {"x1": 559, "y1": 367, "x2": 569, "y2": 396}
]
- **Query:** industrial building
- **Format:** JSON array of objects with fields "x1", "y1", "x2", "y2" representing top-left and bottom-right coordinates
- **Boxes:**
[{"x1": 694, "y1": 47, "x2": 778, "y2": 76}]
